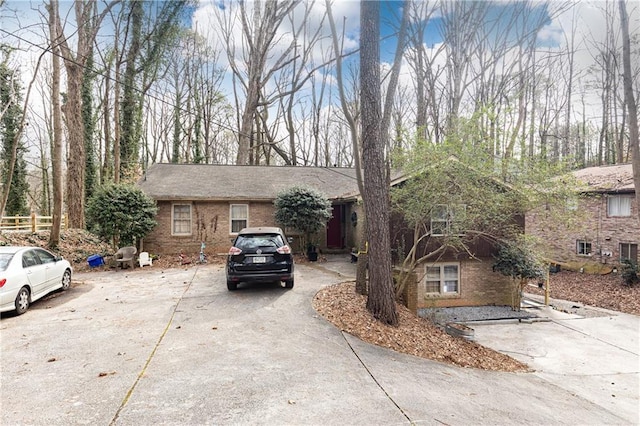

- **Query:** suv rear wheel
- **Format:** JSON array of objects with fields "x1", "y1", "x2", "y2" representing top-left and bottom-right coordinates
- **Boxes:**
[
  {"x1": 227, "y1": 280, "x2": 237, "y2": 291},
  {"x1": 284, "y1": 279, "x2": 294, "y2": 289}
]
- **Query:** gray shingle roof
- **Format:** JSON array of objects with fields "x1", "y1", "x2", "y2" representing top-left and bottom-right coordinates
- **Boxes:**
[
  {"x1": 573, "y1": 163, "x2": 635, "y2": 193},
  {"x1": 137, "y1": 163, "x2": 360, "y2": 201}
]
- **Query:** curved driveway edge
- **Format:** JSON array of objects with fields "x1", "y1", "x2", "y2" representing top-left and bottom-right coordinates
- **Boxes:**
[{"x1": 0, "y1": 262, "x2": 632, "y2": 425}]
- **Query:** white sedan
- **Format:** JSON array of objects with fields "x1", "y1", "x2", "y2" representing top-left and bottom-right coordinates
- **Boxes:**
[{"x1": 0, "y1": 246, "x2": 72, "y2": 315}]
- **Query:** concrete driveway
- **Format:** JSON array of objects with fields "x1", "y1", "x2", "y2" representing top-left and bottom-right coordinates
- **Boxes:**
[{"x1": 1, "y1": 258, "x2": 637, "y2": 425}]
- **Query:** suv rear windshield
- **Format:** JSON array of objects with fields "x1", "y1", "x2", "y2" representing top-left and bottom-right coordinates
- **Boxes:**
[{"x1": 235, "y1": 234, "x2": 285, "y2": 250}]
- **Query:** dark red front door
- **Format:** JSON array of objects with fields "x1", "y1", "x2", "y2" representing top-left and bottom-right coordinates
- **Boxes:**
[{"x1": 326, "y1": 204, "x2": 343, "y2": 249}]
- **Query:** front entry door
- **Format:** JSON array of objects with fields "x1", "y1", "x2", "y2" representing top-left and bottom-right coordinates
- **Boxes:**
[{"x1": 326, "y1": 204, "x2": 344, "y2": 249}]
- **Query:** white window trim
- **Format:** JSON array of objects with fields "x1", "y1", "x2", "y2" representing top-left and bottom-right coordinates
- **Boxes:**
[
  {"x1": 424, "y1": 262, "x2": 460, "y2": 295},
  {"x1": 171, "y1": 203, "x2": 192, "y2": 236},
  {"x1": 576, "y1": 240, "x2": 592, "y2": 256},
  {"x1": 229, "y1": 204, "x2": 249, "y2": 234}
]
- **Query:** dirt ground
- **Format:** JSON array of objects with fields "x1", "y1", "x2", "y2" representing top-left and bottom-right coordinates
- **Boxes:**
[{"x1": 2, "y1": 229, "x2": 638, "y2": 372}]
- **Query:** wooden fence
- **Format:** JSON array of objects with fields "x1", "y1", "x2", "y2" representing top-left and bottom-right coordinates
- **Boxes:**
[{"x1": 0, "y1": 213, "x2": 67, "y2": 232}]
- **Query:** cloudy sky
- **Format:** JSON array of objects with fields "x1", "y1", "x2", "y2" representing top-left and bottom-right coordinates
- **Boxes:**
[{"x1": 1, "y1": 0, "x2": 638, "y2": 143}]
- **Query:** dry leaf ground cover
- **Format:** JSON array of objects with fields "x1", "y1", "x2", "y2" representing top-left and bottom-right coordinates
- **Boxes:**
[
  {"x1": 526, "y1": 270, "x2": 640, "y2": 315},
  {"x1": 312, "y1": 268, "x2": 639, "y2": 373},
  {"x1": 313, "y1": 281, "x2": 531, "y2": 372}
]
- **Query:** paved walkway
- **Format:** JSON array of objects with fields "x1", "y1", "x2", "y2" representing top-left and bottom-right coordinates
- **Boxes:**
[
  {"x1": 0, "y1": 258, "x2": 637, "y2": 425},
  {"x1": 315, "y1": 254, "x2": 640, "y2": 424}
]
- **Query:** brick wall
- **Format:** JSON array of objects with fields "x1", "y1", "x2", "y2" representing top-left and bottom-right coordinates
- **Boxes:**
[
  {"x1": 142, "y1": 199, "x2": 359, "y2": 258},
  {"x1": 142, "y1": 200, "x2": 279, "y2": 258},
  {"x1": 405, "y1": 257, "x2": 515, "y2": 310},
  {"x1": 526, "y1": 192, "x2": 638, "y2": 268}
]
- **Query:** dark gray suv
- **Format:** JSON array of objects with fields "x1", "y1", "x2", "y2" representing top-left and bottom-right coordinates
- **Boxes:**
[{"x1": 226, "y1": 227, "x2": 294, "y2": 291}]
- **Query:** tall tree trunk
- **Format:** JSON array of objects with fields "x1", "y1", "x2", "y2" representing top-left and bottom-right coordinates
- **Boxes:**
[
  {"x1": 114, "y1": 55, "x2": 121, "y2": 183},
  {"x1": 48, "y1": 0, "x2": 63, "y2": 248},
  {"x1": 63, "y1": 66, "x2": 85, "y2": 228},
  {"x1": 619, "y1": 0, "x2": 640, "y2": 225},
  {"x1": 361, "y1": 0, "x2": 397, "y2": 326},
  {"x1": 102, "y1": 59, "x2": 111, "y2": 183}
]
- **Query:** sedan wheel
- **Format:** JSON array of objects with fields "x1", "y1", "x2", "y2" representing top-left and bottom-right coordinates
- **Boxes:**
[
  {"x1": 15, "y1": 287, "x2": 30, "y2": 315},
  {"x1": 61, "y1": 269, "x2": 71, "y2": 290}
]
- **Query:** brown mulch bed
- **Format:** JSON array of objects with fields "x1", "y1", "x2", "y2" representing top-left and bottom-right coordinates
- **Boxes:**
[
  {"x1": 313, "y1": 270, "x2": 639, "y2": 372},
  {"x1": 313, "y1": 281, "x2": 530, "y2": 372}
]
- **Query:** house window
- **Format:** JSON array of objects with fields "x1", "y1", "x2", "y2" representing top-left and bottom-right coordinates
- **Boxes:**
[
  {"x1": 424, "y1": 263, "x2": 460, "y2": 294},
  {"x1": 620, "y1": 243, "x2": 638, "y2": 264},
  {"x1": 230, "y1": 204, "x2": 248, "y2": 233},
  {"x1": 576, "y1": 240, "x2": 592, "y2": 256},
  {"x1": 430, "y1": 204, "x2": 466, "y2": 236},
  {"x1": 607, "y1": 195, "x2": 632, "y2": 217},
  {"x1": 172, "y1": 204, "x2": 192, "y2": 235}
]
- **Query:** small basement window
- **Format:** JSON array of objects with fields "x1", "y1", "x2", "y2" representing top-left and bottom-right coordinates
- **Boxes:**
[
  {"x1": 424, "y1": 263, "x2": 460, "y2": 295},
  {"x1": 620, "y1": 243, "x2": 638, "y2": 264},
  {"x1": 576, "y1": 240, "x2": 592, "y2": 256}
]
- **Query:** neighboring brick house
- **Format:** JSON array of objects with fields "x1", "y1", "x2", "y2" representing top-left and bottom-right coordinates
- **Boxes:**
[
  {"x1": 526, "y1": 163, "x2": 638, "y2": 270},
  {"x1": 136, "y1": 163, "x2": 360, "y2": 257}
]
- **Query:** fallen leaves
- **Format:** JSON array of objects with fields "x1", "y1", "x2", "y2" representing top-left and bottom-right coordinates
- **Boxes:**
[
  {"x1": 314, "y1": 270, "x2": 639, "y2": 372},
  {"x1": 527, "y1": 271, "x2": 640, "y2": 315},
  {"x1": 313, "y1": 282, "x2": 531, "y2": 373}
]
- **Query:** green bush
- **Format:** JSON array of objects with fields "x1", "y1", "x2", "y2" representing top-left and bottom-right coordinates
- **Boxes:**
[
  {"x1": 493, "y1": 240, "x2": 545, "y2": 281},
  {"x1": 274, "y1": 186, "x2": 332, "y2": 252},
  {"x1": 86, "y1": 183, "x2": 158, "y2": 248},
  {"x1": 621, "y1": 259, "x2": 639, "y2": 286}
]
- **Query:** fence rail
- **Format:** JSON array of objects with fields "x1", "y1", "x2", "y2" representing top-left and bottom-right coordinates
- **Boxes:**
[{"x1": 0, "y1": 213, "x2": 67, "y2": 232}]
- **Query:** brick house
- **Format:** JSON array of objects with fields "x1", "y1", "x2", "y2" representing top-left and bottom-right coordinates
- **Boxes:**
[
  {"x1": 137, "y1": 162, "x2": 521, "y2": 310},
  {"x1": 386, "y1": 165, "x2": 523, "y2": 311},
  {"x1": 136, "y1": 163, "x2": 360, "y2": 257},
  {"x1": 398, "y1": 240, "x2": 520, "y2": 312},
  {"x1": 526, "y1": 163, "x2": 638, "y2": 270}
]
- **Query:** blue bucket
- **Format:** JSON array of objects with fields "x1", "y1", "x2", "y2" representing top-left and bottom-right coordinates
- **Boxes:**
[{"x1": 87, "y1": 254, "x2": 104, "y2": 268}]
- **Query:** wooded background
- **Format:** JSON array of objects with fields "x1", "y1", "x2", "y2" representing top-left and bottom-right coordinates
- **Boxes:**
[{"x1": 1, "y1": 0, "x2": 639, "y2": 226}]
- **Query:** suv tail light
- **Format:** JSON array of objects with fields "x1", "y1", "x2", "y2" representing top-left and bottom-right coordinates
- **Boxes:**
[
  {"x1": 228, "y1": 247, "x2": 242, "y2": 255},
  {"x1": 276, "y1": 246, "x2": 291, "y2": 255},
  {"x1": 0, "y1": 278, "x2": 5, "y2": 288}
]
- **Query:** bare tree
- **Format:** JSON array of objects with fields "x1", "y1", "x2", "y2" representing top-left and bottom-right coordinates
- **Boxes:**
[
  {"x1": 52, "y1": 0, "x2": 119, "y2": 229},
  {"x1": 405, "y1": 0, "x2": 445, "y2": 144},
  {"x1": 46, "y1": 0, "x2": 63, "y2": 248},
  {"x1": 0, "y1": 30, "x2": 45, "y2": 225},
  {"x1": 326, "y1": 0, "x2": 368, "y2": 292},
  {"x1": 216, "y1": 0, "x2": 301, "y2": 165},
  {"x1": 619, "y1": 0, "x2": 640, "y2": 223}
]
